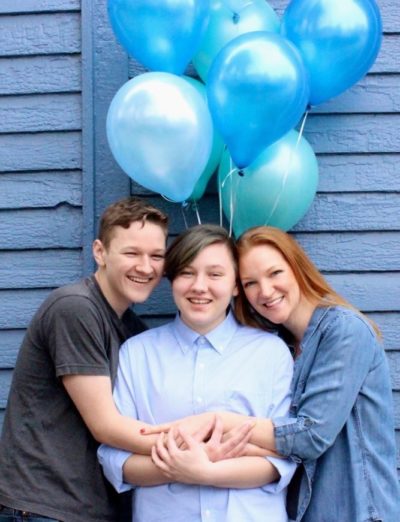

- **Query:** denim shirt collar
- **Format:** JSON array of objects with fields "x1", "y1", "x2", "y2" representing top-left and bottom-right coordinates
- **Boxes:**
[{"x1": 300, "y1": 305, "x2": 331, "y2": 351}]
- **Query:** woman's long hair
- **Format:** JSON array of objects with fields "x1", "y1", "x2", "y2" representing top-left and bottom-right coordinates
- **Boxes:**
[{"x1": 235, "y1": 226, "x2": 380, "y2": 339}]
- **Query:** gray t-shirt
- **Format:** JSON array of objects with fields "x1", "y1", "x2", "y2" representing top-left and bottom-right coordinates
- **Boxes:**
[{"x1": 0, "y1": 276, "x2": 146, "y2": 522}]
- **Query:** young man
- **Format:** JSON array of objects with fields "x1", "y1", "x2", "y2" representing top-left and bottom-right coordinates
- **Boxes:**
[{"x1": 0, "y1": 197, "x2": 168, "y2": 522}]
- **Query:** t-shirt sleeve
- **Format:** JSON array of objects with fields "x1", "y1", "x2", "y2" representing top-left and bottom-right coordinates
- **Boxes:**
[{"x1": 42, "y1": 294, "x2": 111, "y2": 377}]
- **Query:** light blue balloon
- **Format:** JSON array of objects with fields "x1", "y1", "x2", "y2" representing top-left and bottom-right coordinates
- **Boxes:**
[
  {"x1": 107, "y1": 72, "x2": 213, "y2": 202},
  {"x1": 207, "y1": 31, "x2": 309, "y2": 169},
  {"x1": 183, "y1": 76, "x2": 224, "y2": 202},
  {"x1": 282, "y1": 0, "x2": 382, "y2": 106},
  {"x1": 218, "y1": 130, "x2": 319, "y2": 235},
  {"x1": 193, "y1": 0, "x2": 280, "y2": 82},
  {"x1": 108, "y1": 0, "x2": 210, "y2": 74}
]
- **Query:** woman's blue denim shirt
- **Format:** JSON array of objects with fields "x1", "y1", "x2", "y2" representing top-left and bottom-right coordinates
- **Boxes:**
[{"x1": 274, "y1": 306, "x2": 400, "y2": 522}]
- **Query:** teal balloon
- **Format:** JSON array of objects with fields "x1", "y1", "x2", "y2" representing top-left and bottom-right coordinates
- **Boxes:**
[
  {"x1": 218, "y1": 130, "x2": 318, "y2": 235},
  {"x1": 107, "y1": 72, "x2": 213, "y2": 202},
  {"x1": 108, "y1": 0, "x2": 210, "y2": 74},
  {"x1": 282, "y1": 0, "x2": 382, "y2": 106},
  {"x1": 183, "y1": 76, "x2": 224, "y2": 201},
  {"x1": 193, "y1": 0, "x2": 279, "y2": 82},
  {"x1": 207, "y1": 31, "x2": 309, "y2": 169}
]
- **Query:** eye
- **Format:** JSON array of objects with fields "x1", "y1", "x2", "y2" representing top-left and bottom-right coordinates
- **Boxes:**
[
  {"x1": 124, "y1": 251, "x2": 138, "y2": 257},
  {"x1": 151, "y1": 254, "x2": 165, "y2": 261},
  {"x1": 242, "y1": 281, "x2": 255, "y2": 289},
  {"x1": 271, "y1": 269, "x2": 283, "y2": 277},
  {"x1": 179, "y1": 269, "x2": 194, "y2": 277},
  {"x1": 209, "y1": 272, "x2": 223, "y2": 278}
]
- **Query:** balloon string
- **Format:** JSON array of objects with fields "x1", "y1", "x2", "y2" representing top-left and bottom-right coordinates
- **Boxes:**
[
  {"x1": 264, "y1": 110, "x2": 309, "y2": 226},
  {"x1": 193, "y1": 201, "x2": 202, "y2": 225},
  {"x1": 181, "y1": 203, "x2": 189, "y2": 229}
]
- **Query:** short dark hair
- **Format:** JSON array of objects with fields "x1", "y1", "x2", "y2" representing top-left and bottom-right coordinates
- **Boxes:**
[
  {"x1": 98, "y1": 197, "x2": 168, "y2": 248},
  {"x1": 164, "y1": 224, "x2": 237, "y2": 282}
]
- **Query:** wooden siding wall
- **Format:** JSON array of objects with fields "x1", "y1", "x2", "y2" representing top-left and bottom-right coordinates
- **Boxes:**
[{"x1": 0, "y1": 0, "x2": 399, "y2": 472}]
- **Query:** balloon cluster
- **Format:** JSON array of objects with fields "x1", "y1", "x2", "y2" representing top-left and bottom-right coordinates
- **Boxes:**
[{"x1": 106, "y1": 0, "x2": 382, "y2": 233}]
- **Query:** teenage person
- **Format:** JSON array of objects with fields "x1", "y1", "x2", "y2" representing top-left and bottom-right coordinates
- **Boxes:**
[
  {"x1": 0, "y1": 197, "x2": 169, "y2": 522},
  {"x1": 98, "y1": 224, "x2": 296, "y2": 522},
  {"x1": 234, "y1": 226, "x2": 400, "y2": 522}
]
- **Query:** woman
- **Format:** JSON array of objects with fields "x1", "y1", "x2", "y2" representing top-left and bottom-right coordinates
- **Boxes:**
[
  {"x1": 234, "y1": 226, "x2": 400, "y2": 522},
  {"x1": 98, "y1": 225, "x2": 296, "y2": 522}
]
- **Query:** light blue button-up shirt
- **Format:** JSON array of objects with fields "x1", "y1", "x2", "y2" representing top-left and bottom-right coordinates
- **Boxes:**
[{"x1": 98, "y1": 312, "x2": 295, "y2": 522}]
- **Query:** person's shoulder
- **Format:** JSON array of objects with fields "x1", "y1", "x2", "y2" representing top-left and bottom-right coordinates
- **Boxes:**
[
  {"x1": 323, "y1": 306, "x2": 374, "y2": 336},
  {"x1": 38, "y1": 278, "x2": 100, "y2": 318},
  {"x1": 121, "y1": 322, "x2": 172, "y2": 351},
  {"x1": 235, "y1": 322, "x2": 289, "y2": 351}
]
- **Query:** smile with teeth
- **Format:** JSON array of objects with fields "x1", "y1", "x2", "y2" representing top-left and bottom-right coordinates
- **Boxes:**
[
  {"x1": 188, "y1": 297, "x2": 212, "y2": 305},
  {"x1": 262, "y1": 296, "x2": 284, "y2": 308},
  {"x1": 127, "y1": 275, "x2": 152, "y2": 284}
]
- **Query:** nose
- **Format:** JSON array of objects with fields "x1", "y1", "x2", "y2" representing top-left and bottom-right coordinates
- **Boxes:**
[
  {"x1": 136, "y1": 255, "x2": 153, "y2": 274},
  {"x1": 259, "y1": 279, "x2": 273, "y2": 299},
  {"x1": 191, "y1": 273, "x2": 207, "y2": 292}
]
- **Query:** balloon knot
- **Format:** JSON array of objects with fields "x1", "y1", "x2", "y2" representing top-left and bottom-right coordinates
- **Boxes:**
[
  {"x1": 232, "y1": 12, "x2": 240, "y2": 24},
  {"x1": 238, "y1": 169, "x2": 244, "y2": 177}
]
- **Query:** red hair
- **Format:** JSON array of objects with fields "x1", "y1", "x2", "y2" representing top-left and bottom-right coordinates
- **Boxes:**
[{"x1": 235, "y1": 226, "x2": 380, "y2": 337}]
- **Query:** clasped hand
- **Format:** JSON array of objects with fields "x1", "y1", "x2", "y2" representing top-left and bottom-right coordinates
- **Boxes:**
[{"x1": 150, "y1": 415, "x2": 253, "y2": 484}]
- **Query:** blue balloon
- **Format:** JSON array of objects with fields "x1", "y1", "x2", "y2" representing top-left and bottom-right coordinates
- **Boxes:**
[
  {"x1": 107, "y1": 72, "x2": 213, "y2": 202},
  {"x1": 218, "y1": 130, "x2": 319, "y2": 235},
  {"x1": 207, "y1": 31, "x2": 309, "y2": 169},
  {"x1": 282, "y1": 0, "x2": 382, "y2": 106},
  {"x1": 183, "y1": 76, "x2": 224, "y2": 202},
  {"x1": 108, "y1": 0, "x2": 210, "y2": 74},
  {"x1": 193, "y1": 0, "x2": 280, "y2": 82}
]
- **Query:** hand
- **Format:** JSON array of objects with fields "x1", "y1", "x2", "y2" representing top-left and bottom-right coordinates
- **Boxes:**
[
  {"x1": 142, "y1": 412, "x2": 215, "y2": 439},
  {"x1": 200, "y1": 415, "x2": 254, "y2": 462},
  {"x1": 151, "y1": 428, "x2": 212, "y2": 485}
]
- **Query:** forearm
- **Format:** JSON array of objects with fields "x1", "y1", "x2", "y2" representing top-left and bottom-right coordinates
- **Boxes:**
[
  {"x1": 218, "y1": 412, "x2": 276, "y2": 452},
  {"x1": 96, "y1": 414, "x2": 159, "y2": 455},
  {"x1": 204, "y1": 457, "x2": 279, "y2": 488},
  {"x1": 123, "y1": 454, "x2": 171, "y2": 486}
]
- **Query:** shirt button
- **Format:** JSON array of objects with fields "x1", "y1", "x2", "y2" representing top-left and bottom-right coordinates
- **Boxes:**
[
  {"x1": 196, "y1": 396, "x2": 203, "y2": 403},
  {"x1": 205, "y1": 510, "x2": 211, "y2": 518},
  {"x1": 199, "y1": 363, "x2": 205, "y2": 370}
]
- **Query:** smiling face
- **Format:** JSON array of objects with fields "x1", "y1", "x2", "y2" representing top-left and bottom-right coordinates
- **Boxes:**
[
  {"x1": 172, "y1": 242, "x2": 238, "y2": 335},
  {"x1": 239, "y1": 244, "x2": 308, "y2": 335},
  {"x1": 93, "y1": 220, "x2": 166, "y2": 316}
]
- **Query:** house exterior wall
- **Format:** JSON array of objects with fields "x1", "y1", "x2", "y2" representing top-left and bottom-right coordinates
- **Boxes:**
[{"x1": 0, "y1": 0, "x2": 399, "y2": 471}]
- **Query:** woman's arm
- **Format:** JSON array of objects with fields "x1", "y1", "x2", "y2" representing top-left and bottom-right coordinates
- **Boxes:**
[{"x1": 150, "y1": 428, "x2": 279, "y2": 488}]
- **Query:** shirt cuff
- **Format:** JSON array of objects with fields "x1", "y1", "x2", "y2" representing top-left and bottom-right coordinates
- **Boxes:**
[
  {"x1": 273, "y1": 415, "x2": 314, "y2": 461},
  {"x1": 97, "y1": 444, "x2": 133, "y2": 493},
  {"x1": 262, "y1": 456, "x2": 297, "y2": 494}
]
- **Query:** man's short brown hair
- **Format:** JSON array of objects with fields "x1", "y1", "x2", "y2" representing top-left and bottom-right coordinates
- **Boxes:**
[{"x1": 98, "y1": 197, "x2": 168, "y2": 248}]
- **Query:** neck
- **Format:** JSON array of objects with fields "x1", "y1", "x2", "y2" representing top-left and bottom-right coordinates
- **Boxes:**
[{"x1": 284, "y1": 297, "x2": 316, "y2": 344}]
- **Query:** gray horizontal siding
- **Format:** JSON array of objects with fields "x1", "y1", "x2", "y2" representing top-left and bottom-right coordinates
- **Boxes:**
[
  {"x1": 0, "y1": 132, "x2": 81, "y2": 171},
  {"x1": 0, "y1": 55, "x2": 81, "y2": 94},
  {"x1": 0, "y1": 171, "x2": 82, "y2": 208},
  {"x1": 0, "y1": 0, "x2": 80, "y2": 14},
  {"x1": 0, "y1": 13, "x2": 80, "y2": 56}
]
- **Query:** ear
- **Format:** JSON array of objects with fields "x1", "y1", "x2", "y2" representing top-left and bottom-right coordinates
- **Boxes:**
[{"x1": 92, "y1": 239, "x2": 106, "y2": 267}]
